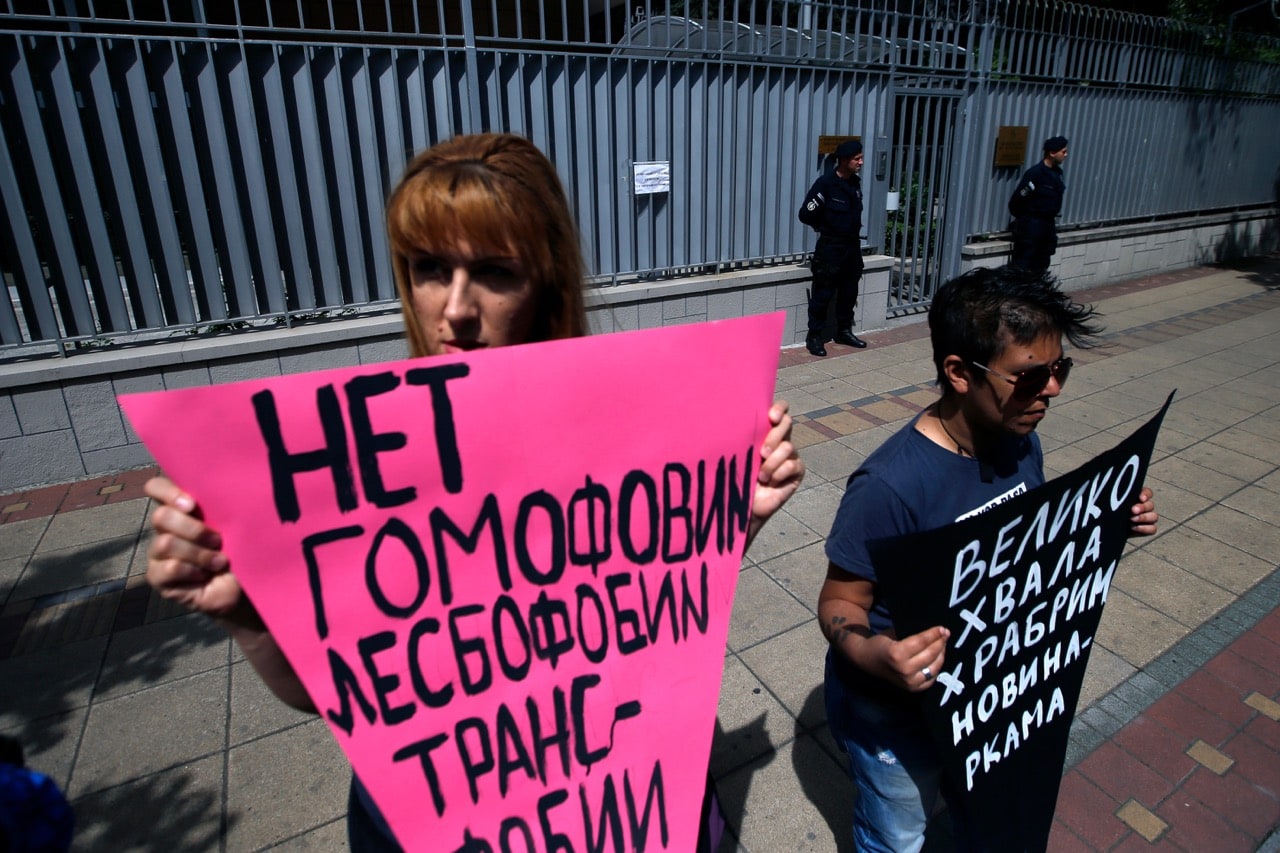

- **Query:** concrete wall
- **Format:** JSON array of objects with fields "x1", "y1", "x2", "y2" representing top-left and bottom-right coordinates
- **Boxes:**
[
  {"x1": 1, "y1": 208, "x2": 1275, "y2": 493},
  {"x1": 959, "y1": 209, "x2": 1279, "y2": 287}
]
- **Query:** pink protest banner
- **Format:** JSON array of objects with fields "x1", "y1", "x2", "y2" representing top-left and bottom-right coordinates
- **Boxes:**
[{"x1": 119, "y1": 312, "x2": 785, "y2": 850}]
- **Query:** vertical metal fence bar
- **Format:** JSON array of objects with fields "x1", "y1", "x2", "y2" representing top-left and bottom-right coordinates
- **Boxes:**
[
  {"x1": 577, "y1": 54, "x2": 599, "y2": 276},
  {"x1": 779, "y1": 64, "x2": 800, "y2": 263},
  {"x1": 13, "y1": 37, "x2": 95, "y2": 336},
  {"x1": 909, "y1": 93, "x2": 928, "y2": 301},
  {"x1": 930, "y1": 96, "x2": 957, "y2": 298},
  {"x1": 229, "y1": 42, "x2": 285, "y2": 313},
  {"x1": 951, "y1": 71, "x2": 982, "y2": 271},
  {"x1": 503, "y1": 51, "x2": 524, "y2": 133},
  {"x1": 656, "y1": 60, "x2": 672, "y2": 270},
  {"x1": 688, "y1": 59, "x2": 705, "y2": 268},
  {"x1": 458, "y1": 1, "x2": 480, "y2": 131},
  {"x1": 0, "y1": 109, "x2": 58, "y2": 342},
  {"x1": 756, "y1": 64, "x2": 776, "y2": 261},
  {"x1": 89, "y1": 35, "x2": 165, "y2": 327},
  {"x1": 670, "y1": 59, "x2": 687, "y2": 269},
  {"x1": 594, "y1": 59, "x2": 617, "y2": 281},
  {"x1": 616, "y1": 55, "x2": 633, "y2": 275},
  {"x1": 51, "y1": 38, "x2": 128, "y2": 332},
  {"x1": 400, "y1": 49, "x2": 428, "y2": 156},
  {"x1": 887, "y1": 88, "x2": 906, "y2": 305},
  {"x1": 259, "y1": 43, "x2": 312, "y2": 310},
  {"x1": 1063, "y1": 88, "x2": 1083, "y2": 223},
  {"x1": 524, "y1": 51, "x2": 547, "y2": 169},
  {"x1": 350, "y1": 46, "x2": 390, "y2": 302},
  {"x1": 124, "y1": 39, "x2": 193, "y2": 324},
  {"x1": 316, "y1": 45, "x2": 361, "y2": 305},
  {"x1": 290, "y1": 45, "x2": 340, "y2": 308},
  {"x1": 939, "y1": 97, "x2": 957, "y2": 291},
  {"x1": 368, "y1": 47, "x2": 394, "y2": 295},
  {"x1": 920, "y1": 94, "x2": 938, "y2": 298},
  {"x1": 197, "y1": 40, "x2": 258, "y2": 318},
  {"x1": 568, "y1": 52, "x2": 596, "y2": 268},
  {"x1": 367, "y1": 48, "x2": 395, "y2": 302},
  {"x1": 1029, "y1": 8, "x2": 1047, "y2": 78},
  {"x1": 631, "y1": 59, "x2": 650, "y2": 273},
  {"x1": 161, "y1": 38, "x2": 223, "y2": 322},
  {"x1": 740, "y1": 63, "x2": 758, "y2": 262},
  {"x1": 428, "y1": 48, "x2": 452, "y2": 143}
]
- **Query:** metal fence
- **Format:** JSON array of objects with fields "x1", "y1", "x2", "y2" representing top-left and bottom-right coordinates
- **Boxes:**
[{"x1": 2, "y1": 0, "x2": 1279, "y2": 356}]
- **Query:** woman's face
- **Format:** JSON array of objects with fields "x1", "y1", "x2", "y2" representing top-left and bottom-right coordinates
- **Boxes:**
[{"x1": 406, "y1": 239, "x2": 538, "y2": 356}]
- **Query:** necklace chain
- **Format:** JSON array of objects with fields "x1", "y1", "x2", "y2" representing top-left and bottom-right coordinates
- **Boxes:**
[{"x1": 935, "y1": 404, "x2": 974, "y2": 458}]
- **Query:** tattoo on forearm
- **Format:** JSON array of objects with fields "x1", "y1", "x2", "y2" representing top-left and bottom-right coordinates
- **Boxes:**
[{"x1": 826, "y1": 615, "x2": 870, "y2": 644}]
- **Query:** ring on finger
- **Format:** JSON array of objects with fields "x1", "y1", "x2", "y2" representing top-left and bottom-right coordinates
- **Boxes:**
[{"x1": 921, "y1": 666, "x2": 934, "y2": 681}]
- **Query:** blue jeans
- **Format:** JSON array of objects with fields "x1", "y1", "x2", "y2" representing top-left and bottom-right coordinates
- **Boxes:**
[{"x1": 824, "y1": 653, "x2": 948, "y2": 853}]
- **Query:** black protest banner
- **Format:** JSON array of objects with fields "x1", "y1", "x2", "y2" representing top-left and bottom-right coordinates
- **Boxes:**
[{"x1": 875, "y1": 392, "x2": 1172, "y2": 851}]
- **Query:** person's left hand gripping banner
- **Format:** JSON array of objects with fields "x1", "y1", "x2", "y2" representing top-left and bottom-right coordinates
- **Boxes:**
[{"x1": 119, "y1": 312, "x2": 786, "y2": 850}]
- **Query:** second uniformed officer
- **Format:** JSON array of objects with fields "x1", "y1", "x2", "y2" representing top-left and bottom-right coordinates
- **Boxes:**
[
  {"x1": 798, "y1": 138, "x2": 867, "y2": 357},
  {"x1": 1008, "y1": 135, "x2": 1068, "y2": 274}
]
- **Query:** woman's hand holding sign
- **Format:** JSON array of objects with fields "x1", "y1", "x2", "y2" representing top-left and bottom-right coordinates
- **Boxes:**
[
  {"x1": 746, "y1": 400, "x2": 805, "y2": 549},
  {"x1": 145, "y1": 475, "x2": 241, "y2": 618},
  {"x1": 145, "y1": 474, "x2": 314, "y2": 712}
]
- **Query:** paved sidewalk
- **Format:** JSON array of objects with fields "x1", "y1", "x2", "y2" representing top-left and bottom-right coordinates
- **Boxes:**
[{"x1": 2, "y1": 258, "x2": 1278, "y2": 850}]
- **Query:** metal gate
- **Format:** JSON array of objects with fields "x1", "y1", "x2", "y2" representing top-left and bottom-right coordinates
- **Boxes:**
[{"x1": 885, "y1": 88, "x2": 962, "y2": 315}]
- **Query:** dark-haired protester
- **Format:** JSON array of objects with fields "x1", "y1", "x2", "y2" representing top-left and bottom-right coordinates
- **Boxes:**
[
  {"x1": 144, "y1": 133, "x2": 804, "y2": 849},
  {"x1": 1008, "y1": 136, "x2": 1069, "y2": 274},
  {"x1": 817, "y1": 265, "x2": 1157, "y2": 851},
  {"x1": 798, "y1": 138, "x2": 868, "y2": 356}
]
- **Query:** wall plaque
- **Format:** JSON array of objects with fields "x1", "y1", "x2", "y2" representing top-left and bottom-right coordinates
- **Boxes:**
[{"x1": 994, "y1": 126, "x2": 1029, "y2": 167}]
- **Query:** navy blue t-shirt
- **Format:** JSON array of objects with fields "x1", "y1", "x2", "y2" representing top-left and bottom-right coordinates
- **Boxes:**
[{"x1": 825, "y1": 412, "x2": 1045, "y2": 636}]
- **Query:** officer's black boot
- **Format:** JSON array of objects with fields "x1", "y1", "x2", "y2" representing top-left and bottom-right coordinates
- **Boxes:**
[
  {"x1": 834, "y1": 327, "x2": 867, "y2": 348},
  {"x1": 805, "y1": 334, "x2": 827, "y2": 357}
]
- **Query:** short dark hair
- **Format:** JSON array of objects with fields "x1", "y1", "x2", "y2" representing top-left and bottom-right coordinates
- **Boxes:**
[
  {"x1": 929, "y1": 265, "x2": 1101, "y2": 391},
  {"x1": 835, "y1": 139, "x2": 863, "y2": 159}
]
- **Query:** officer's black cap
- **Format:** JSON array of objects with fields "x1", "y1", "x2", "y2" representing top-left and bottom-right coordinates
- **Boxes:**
[
  {"x1": 835, "y1": 139, "x2": 863, "y2": 159},
  {"x1": 1043, "y1": 136, "x2": 1068, "y2": 153}
]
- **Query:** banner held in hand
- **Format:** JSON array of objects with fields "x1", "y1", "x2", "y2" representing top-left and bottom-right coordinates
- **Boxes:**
[
  {"x1": 875, "y1": 391, "x2": 1173, "y2": 851},
  {"x1": 120, "y1": 313, "x2": 785, "y2": 850}
]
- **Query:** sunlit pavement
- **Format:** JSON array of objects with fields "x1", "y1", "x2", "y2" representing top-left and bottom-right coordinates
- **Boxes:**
[{"x1": 3, "y1": 257, "x2": 1278, "y2": 850}]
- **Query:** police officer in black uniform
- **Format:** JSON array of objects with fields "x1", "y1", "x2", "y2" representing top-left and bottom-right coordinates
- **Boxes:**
[
  {"x1": 1009, "y1": 136, "x2": 1068, "y2": 274},
  {"x1": 798, "y1": 138, "x2": 867, "y2": 357}
]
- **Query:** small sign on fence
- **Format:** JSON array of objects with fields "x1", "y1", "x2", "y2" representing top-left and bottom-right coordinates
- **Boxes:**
[
  {"x1": 817, "y1": 135, "x2": 861, "y2": 156},
  {"x1": 633, "y1": 161, "x2": 671, "y2": 194},
  {"x1": 994, "y1": 126, "x2": 1029, "y2": 167}
]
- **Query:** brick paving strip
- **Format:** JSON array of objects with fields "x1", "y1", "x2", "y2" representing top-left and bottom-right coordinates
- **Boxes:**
[
  {"x1": 0, "y1": 465, "x2": 159, "y2": 525},
  {"x1": 1052, "y1": 576, "x2": 1280, "y2": 849}
]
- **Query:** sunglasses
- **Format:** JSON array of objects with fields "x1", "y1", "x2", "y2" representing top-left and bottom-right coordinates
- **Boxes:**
[{"x1": 970, "y1": 356, "x2": 1072, "y2": 398}]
